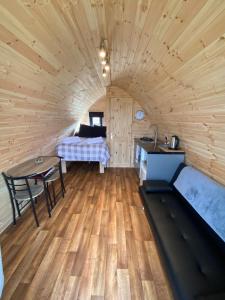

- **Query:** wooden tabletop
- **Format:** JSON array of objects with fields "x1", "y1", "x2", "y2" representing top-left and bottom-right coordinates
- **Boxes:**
[{"x1": 6, "y1": 156, "x2": 60, "y2": 177}]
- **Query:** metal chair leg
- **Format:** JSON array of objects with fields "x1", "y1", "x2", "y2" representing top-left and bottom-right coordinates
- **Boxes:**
[
  {"x1": 30, "y1": 198, "x2": 39, "y2": 227},
  {"x1": 46, "y1": 182, "x2": 54, "y2": 209},
  {"x1": 59, "y1": 163, "x2": 65, "y2": 196},
  {"x1": 44, "y1": 184, "x2": 51, "y2": 218},
  {"x1": 10, "y1": 198, "x2": 16, "y2": 225},
  {"x1": 14, "y1": 200, "x2": 21, "y2": 217},
  {"x1": 52, "y1": 182, "x2": 56, "y2": 205}
]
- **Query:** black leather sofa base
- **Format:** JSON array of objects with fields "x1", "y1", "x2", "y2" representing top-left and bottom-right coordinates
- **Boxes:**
[{"x1": 139, "y1": 187, "x2": 225, "y2": 300}]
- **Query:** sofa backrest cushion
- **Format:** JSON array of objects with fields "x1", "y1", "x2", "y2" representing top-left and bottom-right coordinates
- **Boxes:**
[
  {"x1": 170, "y1": 162, "x2": 186, "y2": 185},
  {"x1": 174, "y1": 166, "x2": 225, "y2": 242}
]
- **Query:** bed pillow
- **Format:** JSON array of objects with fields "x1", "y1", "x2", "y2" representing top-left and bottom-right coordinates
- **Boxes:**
[
  {"x1": 92, "y1": 126, "x2": 107, "y2": 137},
  {"x1": 78, "y1": 124, "x2": 93, "y2": 137}
]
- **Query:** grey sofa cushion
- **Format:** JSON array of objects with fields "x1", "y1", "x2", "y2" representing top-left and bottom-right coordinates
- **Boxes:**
[
  {"x1": 174, "y1": 166, "x2": 225, "y2": 242},
  {"x1": 139, "y1": 187, "x2": 225, "y2": 300}
]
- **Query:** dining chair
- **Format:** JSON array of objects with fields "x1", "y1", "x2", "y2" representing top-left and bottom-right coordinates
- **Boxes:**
[
  {"x1": 2, "y1": 173, "x2": 51, "y2": 227},
  {"x1": 42, "y1": 157, "x2": 66, "y2": 208}
]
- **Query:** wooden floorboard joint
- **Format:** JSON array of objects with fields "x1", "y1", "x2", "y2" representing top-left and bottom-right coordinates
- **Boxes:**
[{"x1": 0, "y1": 163, "x2": 172, "y2": 300}]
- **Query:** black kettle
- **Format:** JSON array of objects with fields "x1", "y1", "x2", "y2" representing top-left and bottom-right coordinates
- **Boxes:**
[{"x1": 170, "y1": 135, "x2": 179, "y2": 149}]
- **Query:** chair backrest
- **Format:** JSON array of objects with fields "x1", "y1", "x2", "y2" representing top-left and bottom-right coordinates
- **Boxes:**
[
  {"x1": 2, "y1": 172, "x2": 34, "y2": 200},
  {"x1": 44, "y1": 167, "x2": 56, "y2": 177}
]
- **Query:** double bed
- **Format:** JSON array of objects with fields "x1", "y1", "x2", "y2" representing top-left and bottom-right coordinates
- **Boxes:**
[{"x1": 56, "y1": 136, "x2": 110, "y2": 173}]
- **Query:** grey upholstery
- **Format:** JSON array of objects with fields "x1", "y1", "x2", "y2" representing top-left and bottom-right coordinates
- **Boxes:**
[
  {"x1": 14, "y1": 184, "x2": 44, "y2": 201},
  {"x1": 45, "y1": 169, "x2": 60, "y2": 183},
  {"x1": 139, "y1": 162, "x2": 225, "y2": 300}
]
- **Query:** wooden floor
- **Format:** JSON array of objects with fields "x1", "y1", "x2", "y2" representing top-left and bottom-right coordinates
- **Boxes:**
[{"x1": 0, "y1": 163, "x2": 172, "y2": 300}]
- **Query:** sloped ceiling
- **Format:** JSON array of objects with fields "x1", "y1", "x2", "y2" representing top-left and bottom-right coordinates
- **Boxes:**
[
  {"x1": 1, "y1": 0, "x2": 225, "y2": 181},
  {"x1": 1, "y1": 0, "x2": 225, "y2": 117}
]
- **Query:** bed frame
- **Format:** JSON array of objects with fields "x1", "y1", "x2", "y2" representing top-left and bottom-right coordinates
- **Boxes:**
[{"x1": 61, "y1": 160, "x2": 105, "y2": 174}]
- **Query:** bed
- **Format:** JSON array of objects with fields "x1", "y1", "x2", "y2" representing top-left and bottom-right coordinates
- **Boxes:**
[{"x1": 56, "y1": 136, "x2": 110, "y2": 173}]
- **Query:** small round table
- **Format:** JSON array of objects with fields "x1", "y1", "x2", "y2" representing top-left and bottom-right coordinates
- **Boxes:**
[{"x1": 6, "y1": 156, "x2": 60, "y2": 177}]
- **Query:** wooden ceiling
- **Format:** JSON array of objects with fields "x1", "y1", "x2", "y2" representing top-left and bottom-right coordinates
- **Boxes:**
[
  {"x1": 1, "y1": 0, "x2": 225, "y2": 118},
  {"x1": 1, "y1": 0, "x2": 225, "y2": 181}
]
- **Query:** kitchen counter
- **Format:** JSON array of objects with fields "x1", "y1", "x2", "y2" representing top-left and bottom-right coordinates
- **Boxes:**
[
  {"x1": 134, "y1": 138, "x2": 185, "y2": 184},
  {"x1": 134, "y1": 138, "x2": 185, "y2": 154}
]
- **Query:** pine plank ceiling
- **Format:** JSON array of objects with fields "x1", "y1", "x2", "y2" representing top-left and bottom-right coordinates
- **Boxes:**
[{"x1": 0, "y1": 0, "x2": 225, "y2": 121}]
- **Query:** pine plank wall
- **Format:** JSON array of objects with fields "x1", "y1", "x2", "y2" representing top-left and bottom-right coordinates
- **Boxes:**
[
  {"x1": 0, "y1": 91, "x2": 77, "y2": 232},
  {"x1": 82, "y1": 86, "x2": 154, "y2": 167}
]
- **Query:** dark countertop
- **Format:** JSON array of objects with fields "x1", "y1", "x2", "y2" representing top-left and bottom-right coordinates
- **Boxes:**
[{"x1": 134, "y1": 138, "x2": 185, "y2": 154}]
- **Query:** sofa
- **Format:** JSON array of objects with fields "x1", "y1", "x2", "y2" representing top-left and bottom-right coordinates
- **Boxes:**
[{"x1": 139, "y1": 164, "x2": 225, "y2": 300}]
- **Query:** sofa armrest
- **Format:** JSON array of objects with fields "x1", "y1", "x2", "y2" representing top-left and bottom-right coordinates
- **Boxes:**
[{"x1": 142, "y1": 180, "x2": 173, "y2": 193}]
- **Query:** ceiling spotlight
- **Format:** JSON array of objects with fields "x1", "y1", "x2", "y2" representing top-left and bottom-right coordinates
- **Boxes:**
[
  {"x1": 101, "y1": 58, "x2": 107, "y2": 65},
  {"x1": 99, "y1": 39, "x2": 110, "y2": 76},
  {"x1": 102, "y1": 68, "x2": 107, "y2": 77},
  {"x1": 105, "y1": 62, "x2": 110, "y2": 71},
  {"x1": 99, "y1": 48, "x2": 106, "y2": 58},
  {"x1": 99, "y1": 39, "x2": 106, "y2": 58}
]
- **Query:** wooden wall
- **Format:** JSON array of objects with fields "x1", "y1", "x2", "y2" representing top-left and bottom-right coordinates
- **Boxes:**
[
  {"x1": 97, "y1": 0, "x2": 225, "y2": 186},
  {"x1": 81, "y1": 96, "x2": 108, "y2": 127},
  {"x1": 81, "y1": 86, "x2": 153, "y2": 167},
  {"x1": 0, "y1": 0, "x2": 223, "y2": 185},
  {"x1": 111, "y1": 1, "x2": 225, "y2": 185},
  {"x1": 0, "y1": 0, "x2": 106, "y2": 233},
  {"x1": 0, "y1": 90, "x2": 77, "y2": 233},
  {"x1": 107, "y1": 86, "x2": 153, "y2": 167},
  {"x1": 107, "y1": 86, "x2": 154, "y2": 167}
]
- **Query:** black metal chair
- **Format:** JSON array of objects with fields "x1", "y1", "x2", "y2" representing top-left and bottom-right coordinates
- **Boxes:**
[
  {"x1": 42, "y1": 157, "x2": 65, "y2": 209},
  {"x1": 2, "y1": 173, "x2": 51, "y2": 227}
]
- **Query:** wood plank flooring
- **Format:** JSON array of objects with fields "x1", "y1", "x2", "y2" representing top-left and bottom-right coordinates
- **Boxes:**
[{"x1": 0, "y1": 163, "x2": 172, "y2": 300}]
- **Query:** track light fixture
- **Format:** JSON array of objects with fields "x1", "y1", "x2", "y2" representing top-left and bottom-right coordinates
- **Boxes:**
[
  {"x1": 101, "y1": 58, "x2": 107, "y2": 65},
  {"x1": 99, "y1": 39, "x2": 106, "y2": 58},
  {"x1": 102, "y1": 68, "x2": 107, "y2": 77},
  {"x1": 99, "y1": 38, "x2": 110, "y2": 77},
  {"x1": 99, "y1": 48, "x2": 106, "y2": 58},
  {"x1": 105, "y1": 61, "x2": 110, "y2": 71}
]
